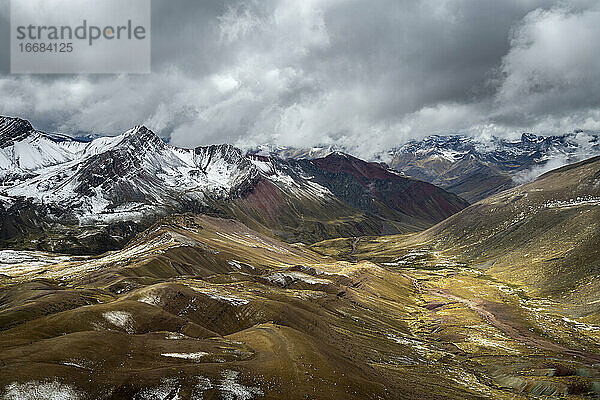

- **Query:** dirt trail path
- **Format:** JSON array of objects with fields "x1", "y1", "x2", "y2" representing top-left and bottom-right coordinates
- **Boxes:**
[
  {"x1": 399, "y1": 271, "x2": 600, "y2": 364},
  {"x1": 427, "y1": 287, "x2": 600, "y2": 364},
  {"x1": 350, "y1": 237, "x2": 359, "y2": 255},
  {"x1": 348, "y1": 237, "x2": 360, "y2": 261}
]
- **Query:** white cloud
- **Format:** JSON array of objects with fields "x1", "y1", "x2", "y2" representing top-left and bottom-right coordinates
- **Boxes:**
[
  {"x1": 495, "y1": 5, "x2": 600, "y2": 122},
  {"x1": 1, "y1": 0, "x2": 600, "y2": 159}
]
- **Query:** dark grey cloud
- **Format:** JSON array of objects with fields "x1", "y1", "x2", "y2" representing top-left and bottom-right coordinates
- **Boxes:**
[
  {"x1": 0, "y1": 0, "x2": 9, "y2": 73},
  {"x1": 1, "y1": 0, "x2": 600, "y2": 157}
]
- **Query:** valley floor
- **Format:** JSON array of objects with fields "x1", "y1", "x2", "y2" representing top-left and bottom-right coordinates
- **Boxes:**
[{"x1": 1, "y1": 215, "x2": 599, "y2": 399}]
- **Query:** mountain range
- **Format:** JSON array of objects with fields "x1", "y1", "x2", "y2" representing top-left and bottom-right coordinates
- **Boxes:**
[
  {"x1": 254, "y1": 131, "x2": 600, "y2": 203},
  {"x1": 0, "y1": 116, "x2": 467, "y2": 254}
]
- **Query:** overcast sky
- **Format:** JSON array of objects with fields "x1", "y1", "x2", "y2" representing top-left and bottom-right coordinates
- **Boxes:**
[{"x1": 1, "y1": 0, "x2": 600, "y2": 157}]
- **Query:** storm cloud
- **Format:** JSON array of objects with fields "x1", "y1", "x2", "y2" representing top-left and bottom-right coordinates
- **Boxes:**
[{"x1": 1, "y1": 0, "x2": 599, "y2": 157}]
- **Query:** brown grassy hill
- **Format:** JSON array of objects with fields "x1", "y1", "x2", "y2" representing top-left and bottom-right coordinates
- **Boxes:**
[{"x1": 5, "y1": 214, "x2": 600, "y2": 398}]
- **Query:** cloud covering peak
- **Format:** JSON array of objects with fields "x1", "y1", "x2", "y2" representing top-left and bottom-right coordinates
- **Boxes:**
[{"x1": 1, "y1": 0, "x2": 600, "y2": 158}]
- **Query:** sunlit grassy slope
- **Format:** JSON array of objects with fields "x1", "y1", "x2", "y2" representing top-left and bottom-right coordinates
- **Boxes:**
[
  {"x1": 2, "y1": 208, "x2": 600, "y2": 398},
  {"x1": 313, "y1": 156, "x2": 600, "y2": 303}
]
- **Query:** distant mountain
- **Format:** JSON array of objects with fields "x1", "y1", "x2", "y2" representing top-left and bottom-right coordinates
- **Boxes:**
[
  {"x1": 255, "y1": 132, "x2": 600, "y2": 203},
  {"x1": 291, "y1": 152, "x2": 468, "y2": 230},
  {"x1": 385, "y1": 132, "x2": 600, "y2": 202},
  {"x1": 248, "y1": 144, "x2": 349, "y2": 160},
  {"x1": 0, "y1": 116, "x2": 467, "y2": 253}
]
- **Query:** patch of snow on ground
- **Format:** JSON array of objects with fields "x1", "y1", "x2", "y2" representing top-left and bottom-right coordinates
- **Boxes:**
[
  {"x1": 438, "y1": 149, "x2": 468, "y2": 161},
  {"x1": 545, "y1": 196, "x2": 600, "y2": 209},
  {"x1": 138, "y1": 293, "x2": 161, "y2": 306},
  {"x1": 266, "y1": 271, "x2": 331, "y2": 286},
  {"x1": 303, "y1": 180, "x2": 330, "y2": 198},
  {"x1": 0, "y1": 250, "x2": 69, "y2": 266},
  {"x1": 249, "y1": 158, "x2": 274, "y2": 174},
  {"x1": 60, "y1": 362, "x2": 86, "y2": 369},
  {"x1": 469, "y1": 336, "x2": 519, "y2": 352},
  {"x1": 59, "y1": 359, "x2": 95, "y2": 370},
  {"x1": 0, "y1": 250, "x2": 72, "y2": 277},
  {"x1": 3, "y1": 380, "x2": 82, "y2": 400},
  {"x1": 191, "y1": 376, "x2": 213, "y2": 399},
  {"x1": 385, "y1": 333, "x2": 430, "y2": 357},
  {"x1": 218, "y1": 370, "x2": 263, "y2": 400},
  {"x1": 562, "y1": 317, "x2": 600, "y2": 332},
  {"x1": 135, "y1": 378, "x2": 180, "y2": 400},
  {"x1": 188, "y1": 287, "x2": 250, "y2": 306},
  {"x1": 165, "y1": 332, "x2": 186, "y2": 340},
  {"x1": 206, "y1": 293, "x2": 250, "y2": 306},
  {"x1": 102, "y1": 311, "x2": 135, "y2": 333},
  {"x1": 161, "y1": 352, "x2": 208, "y2": 361}
]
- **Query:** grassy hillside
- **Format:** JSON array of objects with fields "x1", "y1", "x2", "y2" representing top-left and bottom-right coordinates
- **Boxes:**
[
  {"x1": 312, "y1": 156, "x2": 600, "y2": 310},
  {"x1": 2, "y1": 213, "x2": 600, "y2": 398}
]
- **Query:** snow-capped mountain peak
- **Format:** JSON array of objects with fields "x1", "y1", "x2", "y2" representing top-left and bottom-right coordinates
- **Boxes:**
[
  {"x1": 120, "y1": 125, "x2": 167, "y2": 149},
  {"x1": 0, "y1": 117, "x2": 334, "y2": 225},
  {"x1": 0, "y1": 116, "x2": 473, "y2": 255},
  {"x1": 386, "y1": 130, "x2": 600, "y2": 202},
  {"x1": 0, "y1": 118, "x2": 88, "y2": 180},
  {"x1": 248, "y1": 143, "x2": 350, "y2": 160},
  {"x1": 0, "y1": 116, "x2": 35, "y2": 148},
  {"x1": 520, "y1": 132, "x2": 545, "y2": 144}
]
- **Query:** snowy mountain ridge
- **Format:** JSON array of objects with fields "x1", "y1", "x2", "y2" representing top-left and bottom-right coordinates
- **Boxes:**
[
  {"x1": 251, "y1": 130, "x2": 599, "y2": 202},
  {"x1": 253, "y1": 131, "x2": 600, "y2": 171},
  {"x1": 386, "y1": 131, "x2": 600, "y2": 202},
  {"x1": 248, "y1": 143, "x2": 351, "y2": 161},
  {"x1": 0, "y1": 116, "x2": 326, "y2": 224},
  {"x1": 0, "y1": 116, "x2": 470, "y2": 254},
  {"x1": 390, "y1": 131, "x2": 600, "y2": 168}
]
